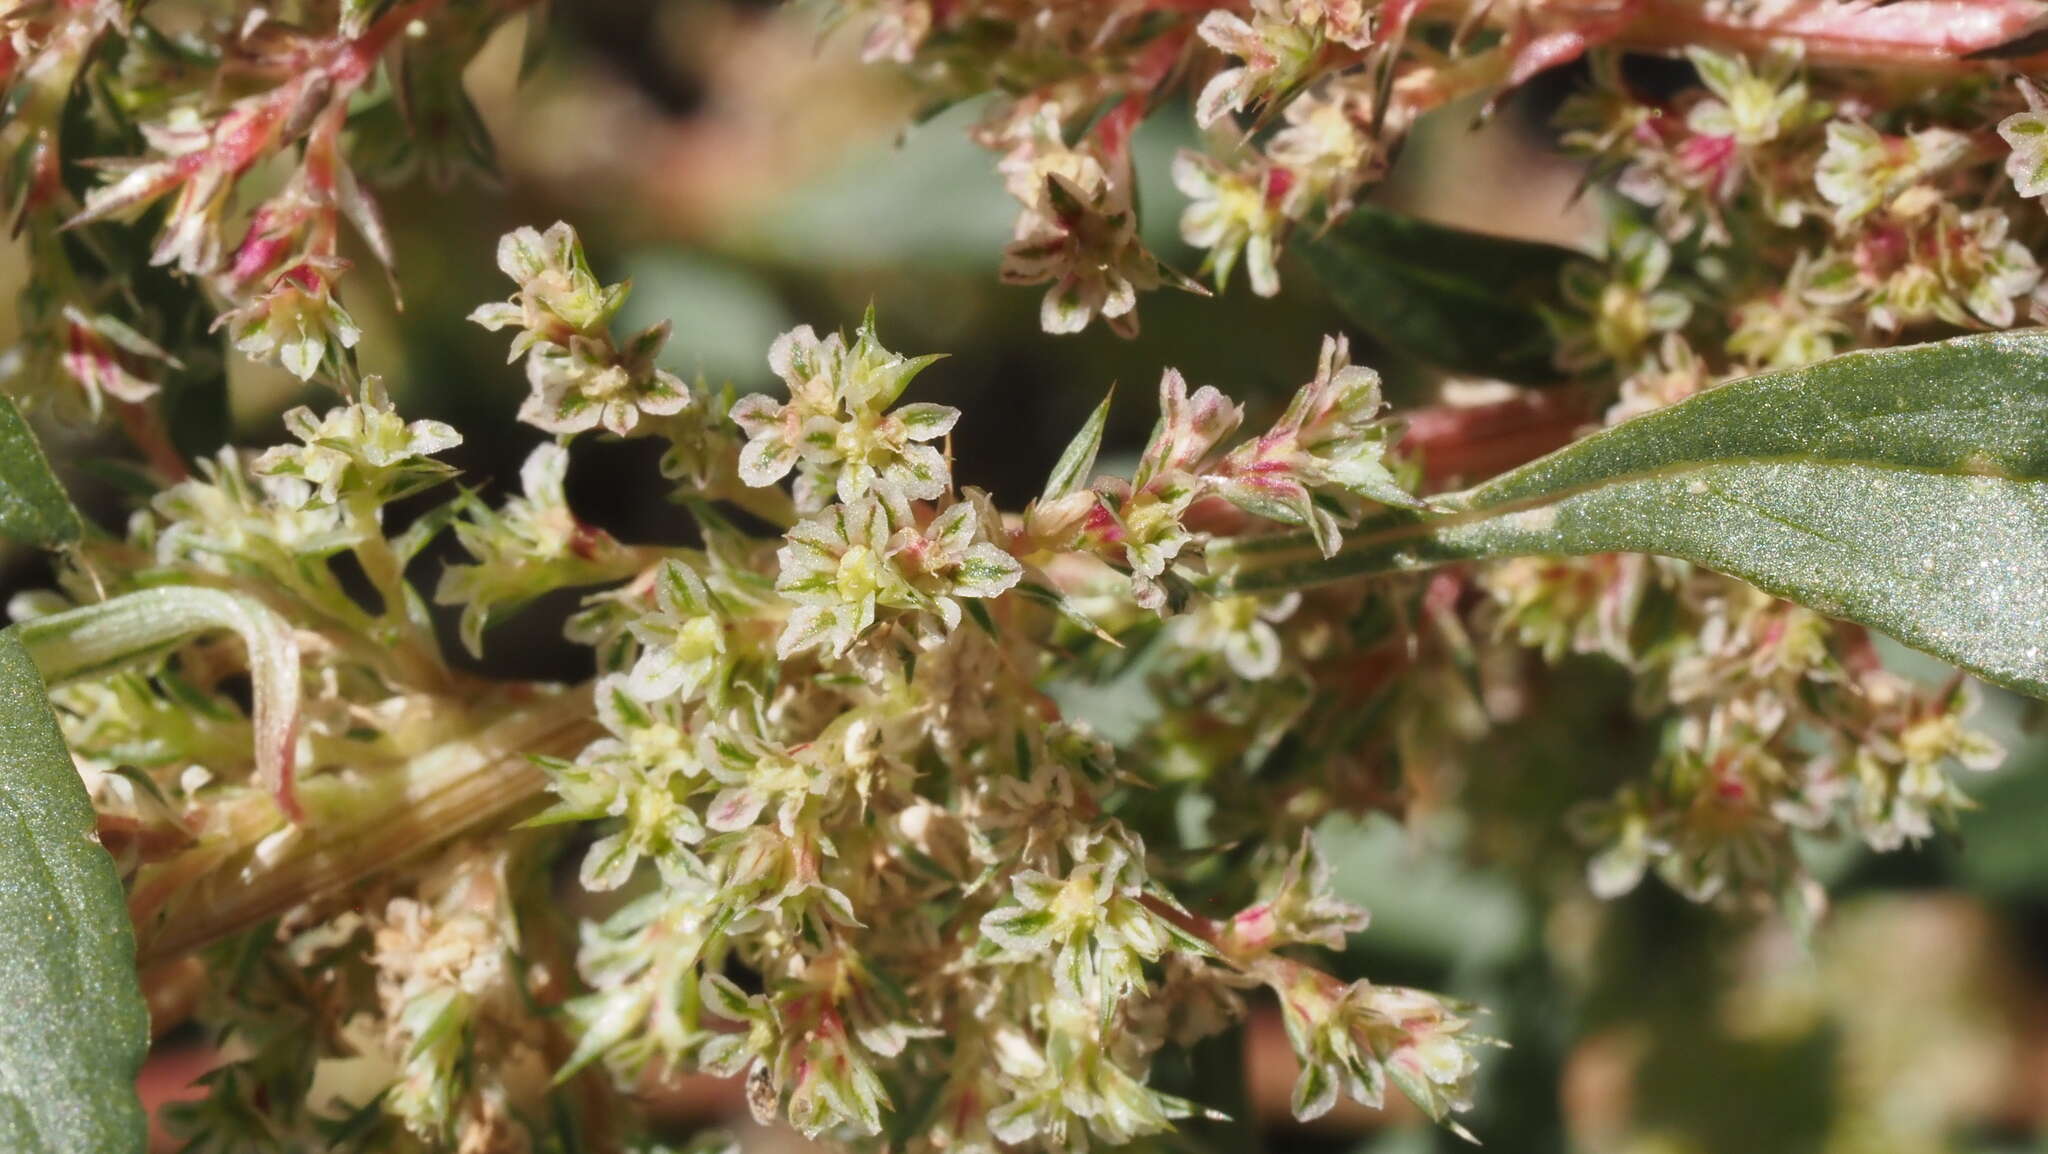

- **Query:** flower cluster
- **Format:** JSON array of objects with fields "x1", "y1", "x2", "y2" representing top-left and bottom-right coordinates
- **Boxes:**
[
  {"x1": 1264, "y1": 961, "x2": 1485, "y2": 1131},
  {"x1": 0, "y1": 0, "x2": 519, "y2": 427},
  {"x1": 26, "y1": 209, "x2": 1528, "y2": 1148},
  {"x1": 471, "y1": 223, "x2": 692, "y2": 436},
  {"x1": 1016, "y1": 334, "x2": 1415, "y2": 611},
  {"x1": 1554, "y1": 49, "x2": 2045, "y2": 392},
  {"x1": 1485, "y1": 557, "x2": 2006, "y2": 908},
  {"x1": 990, "y1": 106, "x2": 1191, "y2": 336},
  {"x1": 435, "y1": 441, "x2": 644, "y2": 656},
  {"x1": 9, "y1": 3, "x2": 2047, "y2": 1148},
  {"x1": 14, "y1": 184, "x2": 2022, "y2": 1148},
  {"x1": 731, "y1": 314, "x2": 951, "y2": 512},
  {"x1": 794, "y1": 0, "x2": 2048, "y2": 360}
]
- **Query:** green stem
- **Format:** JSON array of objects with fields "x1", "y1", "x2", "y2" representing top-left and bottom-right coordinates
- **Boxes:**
[
  {"x1": 716, "y1": 480, "x2": 799, "y2": 531},
  {"x1": 1202, "y1": 512, "x2": 1467, "y2": 596},
  {"x1": 343, "y1": 491, "x2": 452, "y2": 691}
]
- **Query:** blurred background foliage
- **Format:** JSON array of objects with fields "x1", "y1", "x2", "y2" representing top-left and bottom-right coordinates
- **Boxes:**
[{"x1": 11, "y1": 2, "x2": 2048, "y2": 1151}]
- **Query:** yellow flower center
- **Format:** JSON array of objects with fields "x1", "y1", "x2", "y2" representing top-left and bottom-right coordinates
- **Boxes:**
[
  {"x1": 1596, "y1": 283, "x2": 1651, "y2": 361},
  {"x1": 1050, "y1": 872, "x2": 1102, "y2": 928},
  {"x1": 674, "y1": 615, "x2": 721, "y2": 663},
  {"x1": 835, "y1": 544, "x2": 883, "y2": 602}
]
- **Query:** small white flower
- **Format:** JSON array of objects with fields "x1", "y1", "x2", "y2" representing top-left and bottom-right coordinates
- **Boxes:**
[
  {"x1": 731, "y1": 316, "x2": 952, "y2": 512},
  {"x1": 1173, "y1": 150, "x2": 1287, "y2": 297},
  {"x1": 616, "y1": 562, "x2": 729, "y2": 705},
  {"x1": 473, "y1": 223, "x2": 694, "y2": 436}
]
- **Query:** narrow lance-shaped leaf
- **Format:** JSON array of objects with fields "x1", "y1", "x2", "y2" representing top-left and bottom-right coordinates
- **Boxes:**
[
  {"x1": 1209, "y1": 333, "x2": 2048, "y2": 699},
  {"x1": 1299, "y1": 206, "x2": 1576, "y2": 385},
  {"x1": 0, "y1": 627, "x2": 149, "y2": 1154},
  {"x1": 17, "y1": 587, "x2": 305, "y2": 820},
  {"x1": 0, "y1": 394, "x2": 83, "y2": 547},
  {"x1": 1044, "y1": 388, "x2": 1113, "y2": 502}
]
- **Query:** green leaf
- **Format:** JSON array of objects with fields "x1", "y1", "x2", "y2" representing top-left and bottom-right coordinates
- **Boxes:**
[
  {"x1": 1299, "y1": 206, "x2": 1576, "y2": 384},
  {"x1": 1043, "y1": 388, "x2": 1113, "y2": 502},
  {"x1": 0, "y1": 395, "x2": 82, "y2": 548},
  {"x1": 0, "y1": 627, "x2": 148, "y2": 1153},
  {"x1": 1210, "y1": 332, "x2": 2048, "y2": 698}
]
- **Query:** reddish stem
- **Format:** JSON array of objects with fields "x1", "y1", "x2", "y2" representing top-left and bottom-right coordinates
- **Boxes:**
[{"x1": 115, "y1": 398, "x2": 191, "y2": 483}]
